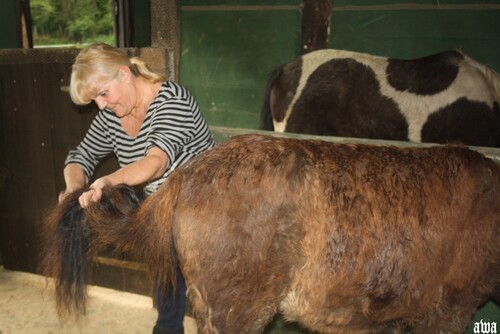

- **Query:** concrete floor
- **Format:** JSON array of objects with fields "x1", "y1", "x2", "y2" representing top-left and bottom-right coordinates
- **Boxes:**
[{"x1": 0, "y1": 266, "x2": 197, "y2": 334}]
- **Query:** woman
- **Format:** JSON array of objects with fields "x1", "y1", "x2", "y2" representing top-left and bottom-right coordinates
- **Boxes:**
[{"x1": 60, "y1": 43, "x2": 217, "y2": 334}]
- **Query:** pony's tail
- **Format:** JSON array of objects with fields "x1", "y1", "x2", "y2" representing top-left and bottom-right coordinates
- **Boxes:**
[
  {"x1": 39, "y1": 185, "x2": 146, "y2": 319},
  {"x1": 134, "y1": 172, "x2": 183, "y2": 300},
  {"x1": 39, "y1": 189, "x2": 92, "y2": 318}
]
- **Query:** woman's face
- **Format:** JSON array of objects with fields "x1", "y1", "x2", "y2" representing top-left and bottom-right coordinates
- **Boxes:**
[{"x1": 93, "y1": 67, "x2": 135, "y2": 118}]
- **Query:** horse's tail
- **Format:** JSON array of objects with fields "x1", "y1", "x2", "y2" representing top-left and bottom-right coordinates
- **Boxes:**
[
  {"x1": 39, "y1": 184, "x2": 146, "y2": 318},
  {"x1": 260, "y1": 66, "x2": 283, "y2": 131}
]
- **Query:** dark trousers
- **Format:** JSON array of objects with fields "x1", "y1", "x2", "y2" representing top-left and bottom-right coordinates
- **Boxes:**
[{"x1": 153, "y1": 267, "x2": 187, "y2": 334}]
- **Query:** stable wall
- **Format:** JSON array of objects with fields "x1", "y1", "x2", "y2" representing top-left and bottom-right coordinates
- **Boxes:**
[{"x1": 180, "y1": 0, "x2": 302, "y2": 129}]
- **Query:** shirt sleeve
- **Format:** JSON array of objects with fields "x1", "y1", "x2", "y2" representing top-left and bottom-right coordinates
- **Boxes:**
[
  {"x1": 64, "y1": 111, "x2": 114, "y2": 181},
  {"x1": 145, "y1": 97, "x2": 196, "y2": 169}
]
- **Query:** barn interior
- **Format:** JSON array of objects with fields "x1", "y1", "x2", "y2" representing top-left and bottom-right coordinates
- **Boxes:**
[{"x1": 0, "y1": 1, "x2": 499, "y2": 333}]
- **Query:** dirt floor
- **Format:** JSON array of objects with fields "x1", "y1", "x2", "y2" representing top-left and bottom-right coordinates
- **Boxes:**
[{"x1": 0, "y1": 266, "x2": 197, "y2": 334}]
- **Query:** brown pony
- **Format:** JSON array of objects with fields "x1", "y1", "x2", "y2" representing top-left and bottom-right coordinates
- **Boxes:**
[{"x1": 41, "y1": 134, "x2": 500, "y2": 333}]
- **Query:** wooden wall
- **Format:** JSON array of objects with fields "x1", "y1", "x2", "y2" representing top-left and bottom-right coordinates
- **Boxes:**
[{"x1": 0, "y1": 48, "x2": 81, "y2": 272}]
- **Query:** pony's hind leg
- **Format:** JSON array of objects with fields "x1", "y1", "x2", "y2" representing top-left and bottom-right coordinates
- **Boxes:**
[{"x1": 186, "y1": 280, "x2": 281, "y2": 334}]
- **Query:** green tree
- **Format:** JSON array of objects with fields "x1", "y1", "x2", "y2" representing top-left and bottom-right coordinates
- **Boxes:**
[
  {"x1": 30, "y1": 0, "x2": 55, "y2": 37},
  {"x1": 31, "y1": 0, "x2": 114, "y2": 46}
]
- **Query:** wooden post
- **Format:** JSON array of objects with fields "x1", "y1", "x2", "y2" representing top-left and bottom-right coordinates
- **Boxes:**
[
  {"x1": 301, "y1": 0, "x2": 332, "y2": 55},
  {"x1": 150, "y1": 0, "x2": 180, "y2": 81}
]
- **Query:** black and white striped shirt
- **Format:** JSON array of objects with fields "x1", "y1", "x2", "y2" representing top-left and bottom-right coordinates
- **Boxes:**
[{"x1": 65, "y1": 81, "x2": 217, "y2": 195}]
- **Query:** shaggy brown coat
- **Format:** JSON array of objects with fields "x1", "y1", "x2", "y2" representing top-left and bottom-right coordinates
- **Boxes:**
[{"x1": 41, "y1": 134, "x2": 500, "y2": 334}]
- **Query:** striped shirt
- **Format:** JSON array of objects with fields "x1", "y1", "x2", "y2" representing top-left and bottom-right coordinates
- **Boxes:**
[{"x1": 65, "y1": 81, "x2": 217, "y2": 195}]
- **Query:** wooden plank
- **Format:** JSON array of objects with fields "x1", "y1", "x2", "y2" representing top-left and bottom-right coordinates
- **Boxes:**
[
  {"x1": 0, "y1": 62, "x2": 65, "y2": 272},
  {"x1": 94, "y1": 256, "x2": 149, "y2": 272}
]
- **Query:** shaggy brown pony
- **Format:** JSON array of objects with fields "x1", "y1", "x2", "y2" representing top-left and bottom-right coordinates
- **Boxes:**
[{"x1": 40, "y1": 134, "x2": 500, "y2": 333}]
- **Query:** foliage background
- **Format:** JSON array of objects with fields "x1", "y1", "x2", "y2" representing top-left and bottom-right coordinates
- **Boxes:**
[{"x1": 30, "y1": 0, "x2": 114, "y2": 46}]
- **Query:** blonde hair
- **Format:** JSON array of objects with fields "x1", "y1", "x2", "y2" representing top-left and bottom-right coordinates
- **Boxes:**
[{"x1": 70, "y1": 43, "x2": 165, "y2": 105}]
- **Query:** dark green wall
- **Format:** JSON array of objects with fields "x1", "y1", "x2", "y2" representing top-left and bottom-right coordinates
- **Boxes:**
[
  {"x1": 179, "y1": 1, "x2": 302, "y2": 129},
  {"x1": 131, "y1": 0, "x2": 151, "y2": 47},
  {"x1": 0, "y1": 0, "x2": 21, "y2": 48},
  {"x1": 329, "y1": 1, "x2": 500, "y2": 72}
]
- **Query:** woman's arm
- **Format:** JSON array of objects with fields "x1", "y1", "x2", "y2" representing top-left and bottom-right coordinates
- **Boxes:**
[
  {"x1": 59, "y1": 163, "x2": 87, "y2": 203},
  {"x1": 108, "y1": 147, "x2": 169, "y2": 185},
  {"x1": 78, "y1": 147, "x2": 169, "y2": 207}
]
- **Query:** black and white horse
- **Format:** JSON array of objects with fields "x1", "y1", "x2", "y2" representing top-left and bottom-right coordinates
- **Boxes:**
[{"x1": 261, "y1": 49, "x2": 500, "y2": 147}]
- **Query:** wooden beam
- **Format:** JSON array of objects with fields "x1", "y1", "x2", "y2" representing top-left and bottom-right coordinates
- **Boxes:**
[
  {"x1": 150, "y1": 0, "x2": 180, "y2": 81},
  {"x1": 93, "y1": 256, "x2": 149, "y2": 272},
  {"x1": 301, "y1": 0, "x2": 332, "y2": 55}
]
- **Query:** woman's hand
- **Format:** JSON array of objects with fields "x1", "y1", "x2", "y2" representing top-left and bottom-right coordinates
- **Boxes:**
[
  {"x1": 58, "y1": 188, "x2": 77, "y2": 203},
  {"x1": 59, "y1": 163, "x2": 87, "y2": 204},
  {"x1": 78, "y1": 177, "x2": 112, "y2": 208},
  {"x1": 73, "y1": 147, "x2": 169, "y2": 208}
]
